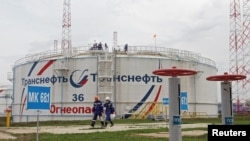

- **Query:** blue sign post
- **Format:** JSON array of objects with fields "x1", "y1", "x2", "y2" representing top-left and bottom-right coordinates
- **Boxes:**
[
  {"x1": 27, "y1": 86, "x2": 51, "y2": 141},
  {"x1": 225, "y1": 117, "x2": 233, "y2": 125},
  {"x1": 27, "y1": 86, "x2": 51, "y2": 110},
  {"x1": 173, "y1": 115, "x2": 181, "y2": 125},
  {"x1": 162, "y1": 98, "x2": 169, "y2": 105},
  {"x1": 181, "y1": 92, "x2": 188, "y2": 111},
  {"x1": 162, "y1": 97, "x2": 169, "y2": 123}
]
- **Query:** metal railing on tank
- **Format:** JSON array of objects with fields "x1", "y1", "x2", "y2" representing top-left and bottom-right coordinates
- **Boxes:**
[{"x1": 14, "y1": 45, "x2": 216, "y2": 68}]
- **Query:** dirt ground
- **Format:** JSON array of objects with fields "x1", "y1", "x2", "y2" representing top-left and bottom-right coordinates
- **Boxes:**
[{"x1": 0, "y1": 123, "x2": 209, "y2": 139}]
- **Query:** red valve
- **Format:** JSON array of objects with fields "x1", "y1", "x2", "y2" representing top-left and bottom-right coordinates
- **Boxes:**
[
  {"x1": 152, "y1": 66, "x2": 197, "y2": 77},
  {"x1": 206, "y1": 72, "x2": 246, "y2": 81}
]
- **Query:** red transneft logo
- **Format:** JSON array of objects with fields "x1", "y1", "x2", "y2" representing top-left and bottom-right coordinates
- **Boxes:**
[{"x1": 50, "y1": 105, "x2": 92, "y2": 114}]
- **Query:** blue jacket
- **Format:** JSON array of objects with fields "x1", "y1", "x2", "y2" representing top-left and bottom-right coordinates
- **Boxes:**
[
  {"x1": 104, "y1": 101, "x2": 115, "y2": 115},
  {"x1": 92, "y1": 100, "x2": 103, "y2": 114}
]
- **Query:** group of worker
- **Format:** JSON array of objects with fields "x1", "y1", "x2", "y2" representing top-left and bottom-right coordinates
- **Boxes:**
[
  {"x1": 90, "y1": 41, "x2": 108, "y2": 51},
  {"x1": 90, "y1": 96, "x2": 115, "y2": 128}
]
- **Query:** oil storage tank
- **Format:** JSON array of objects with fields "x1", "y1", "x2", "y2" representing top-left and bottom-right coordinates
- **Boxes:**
[
  {"x1": 0, "y1": 85, "x2": 12, "y2": 117},
  {"x1": 11, "y1": 46, "x2": 218, "y2": 122}
]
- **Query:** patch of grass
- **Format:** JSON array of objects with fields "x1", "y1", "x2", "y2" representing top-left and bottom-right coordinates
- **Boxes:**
[
  {"x1": 0, "y1": 114, "x2": 249, "y2": 141},
  {"x1": 182, "y1": 117, "x2": 220, "y2": 124},
  {"x1": 2, "y1": 114, "x2": 247, "y2": 127},
  {"x1": 4, "y1": 128, "x2": 209, "y2": 141},
  {"x1": 8, "y1": 118, "x2": 165, "y2": 127},
  {"x1": 40, "y1": 130, "x2": 167, "y2": 141},
  {"x1": 183, "y1": 134, "x2": 208, "y2": 141}
]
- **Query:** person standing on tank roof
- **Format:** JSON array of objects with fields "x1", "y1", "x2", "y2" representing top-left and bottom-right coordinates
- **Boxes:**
[{"x1": 124, "y1": 43, "x2": 128, "y2": 52}]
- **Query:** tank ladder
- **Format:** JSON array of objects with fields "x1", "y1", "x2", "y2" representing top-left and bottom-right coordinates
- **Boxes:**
[{"x1": 97, "y1": 53, "x2": 114, "y2": 101}]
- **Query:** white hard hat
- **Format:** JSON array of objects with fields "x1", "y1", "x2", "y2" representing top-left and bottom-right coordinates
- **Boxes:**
[{"x1": 105, "y1": 96, "x2": 110, "y2": 100}]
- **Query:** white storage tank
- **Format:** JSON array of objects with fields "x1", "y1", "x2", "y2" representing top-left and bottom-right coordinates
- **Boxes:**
[
  {"x1": 11, "y1": 46, "x2": 218, "y2": 122},
  {"x1": 0, "y1": 85, "x2": 12, "y2": 117}
]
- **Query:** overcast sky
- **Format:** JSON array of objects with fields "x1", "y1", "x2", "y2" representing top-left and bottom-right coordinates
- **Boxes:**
[{"x1": 0, "y1": 0, "x2": 230, "y2": 85}]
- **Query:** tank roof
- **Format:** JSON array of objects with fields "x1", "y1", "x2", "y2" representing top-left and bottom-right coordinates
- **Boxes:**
[{"x1": 14, "y1": 45, "x2": 216, "y2": 67}]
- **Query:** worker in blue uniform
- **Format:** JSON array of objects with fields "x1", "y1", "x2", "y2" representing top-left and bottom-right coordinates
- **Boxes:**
[
  {"x1": 90, "y1": 96, "x2": 104, "y2": 127},
  {"x1": 103, "y1": 96, "x2": 115, "y2": 127}
]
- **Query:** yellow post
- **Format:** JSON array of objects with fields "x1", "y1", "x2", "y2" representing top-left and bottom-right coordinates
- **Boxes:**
[{"x1": 6, "y1": 110, "x2": 11, "y2": 127}]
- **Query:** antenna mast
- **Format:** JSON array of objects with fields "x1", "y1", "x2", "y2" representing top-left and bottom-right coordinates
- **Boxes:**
[
  {"x1": 229, "y1": 0, "x2": 250, "y2": 112},
  {"x1": 113, "y1": 31, "x2": 118, "y2": 51},
  {"x1": 229, "y1": 0, "x2": 242, "y2": 113},
  {"x1": 61, "y1": 0, "x2": 72, "y2": 51}
]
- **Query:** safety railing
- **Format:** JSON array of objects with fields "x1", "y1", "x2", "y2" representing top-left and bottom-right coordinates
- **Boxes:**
[
  {"x1": 181, "y1": 112, "x2": 208, "y2": 118},
  {"x1": 14, "y1": 45, "x2": 216, "y2": 68}
]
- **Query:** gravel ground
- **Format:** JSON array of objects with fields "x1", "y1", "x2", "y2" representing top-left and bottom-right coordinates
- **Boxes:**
[{"x1": 0, "y1": 123, "x2": 209, "y2": 139}]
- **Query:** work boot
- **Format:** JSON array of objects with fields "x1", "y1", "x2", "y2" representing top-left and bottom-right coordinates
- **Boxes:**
[
  {"x1": 105, "y1": 122, "x2": 108, "y2": 127},
  {"x1": 90, "y1": 121, "x2": 95, "y2": 127},
  {"x1": 101, "y1": 121, "x2": 105, "y2": 127},
  {"x1": 110, "y1": 121, "x2": 114, "y2": 127}
]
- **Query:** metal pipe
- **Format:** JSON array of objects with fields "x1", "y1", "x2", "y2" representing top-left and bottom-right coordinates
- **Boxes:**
[
  {"x1": 169, "y1": 77, "x2": 182, "y2": 141},
  {"x1": 221, "y1": 82, "x2": 233, "y2": 125}
]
